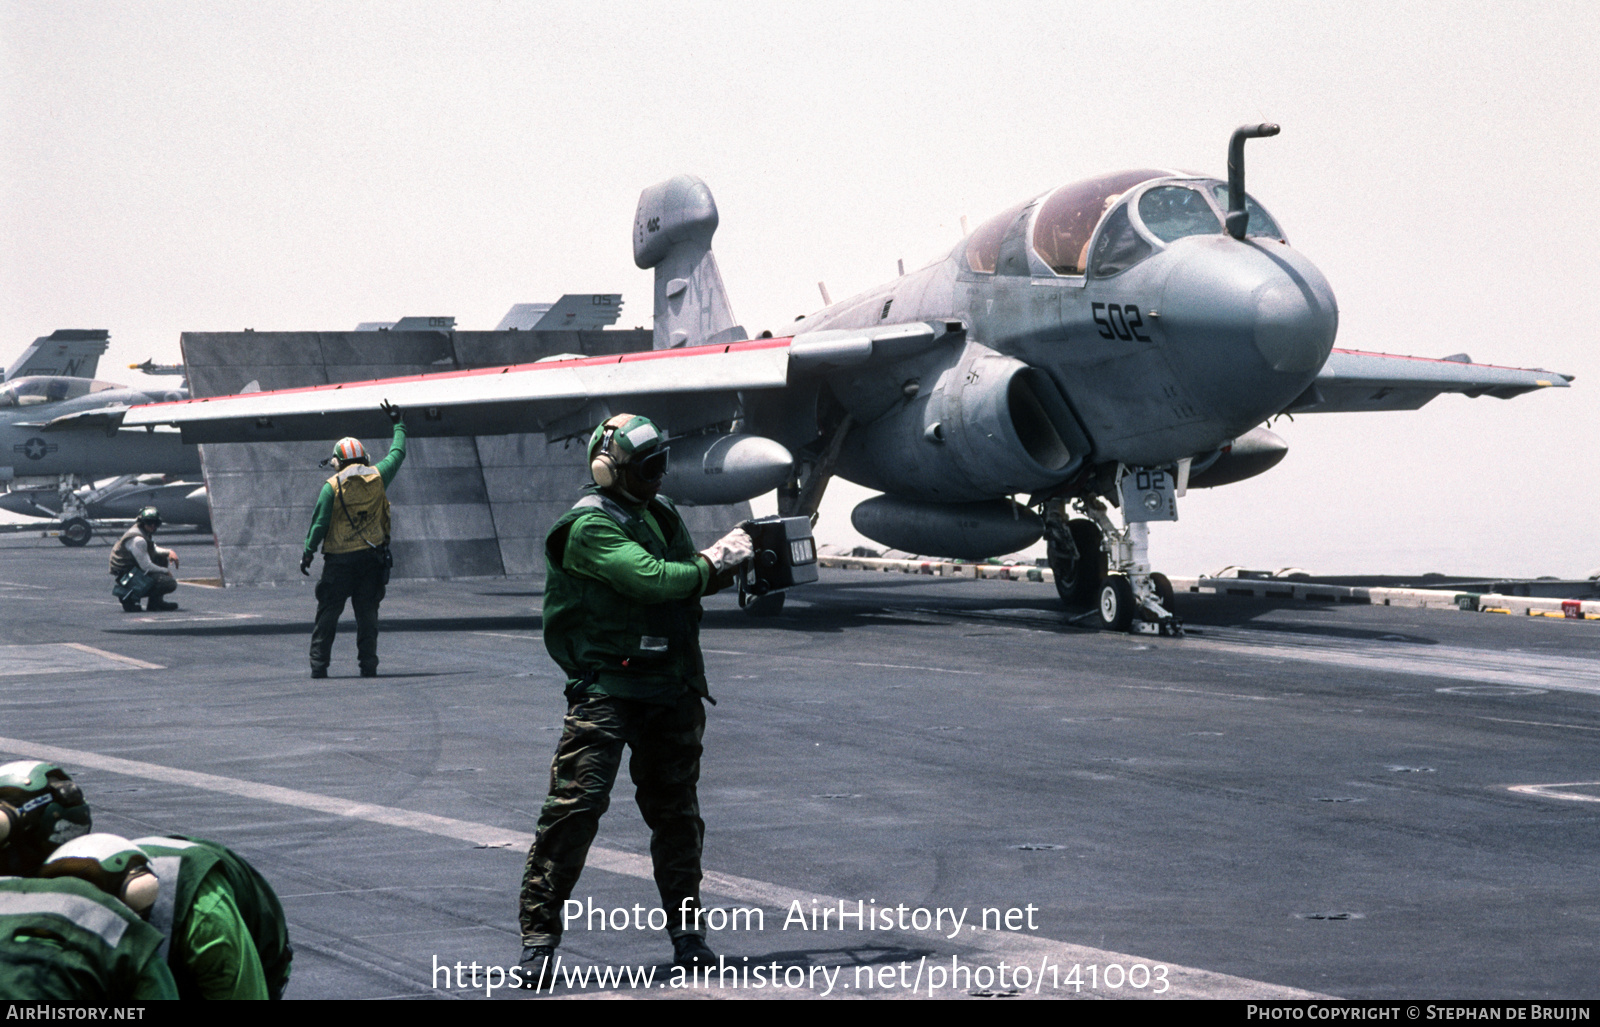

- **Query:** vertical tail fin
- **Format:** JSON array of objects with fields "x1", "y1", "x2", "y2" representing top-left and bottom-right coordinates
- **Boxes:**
[
  {"x1": 5, "y1": 329, "x2": 110, "y2": 381},
  {"x1": 633, "y1": 175, "x2": 746, "y2": 350}
]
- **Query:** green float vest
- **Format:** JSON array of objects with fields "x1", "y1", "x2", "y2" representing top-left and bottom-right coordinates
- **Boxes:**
[
  {"x1": 134, "y1": 836, "x2": 293, "y2": 1000},
  {"x1": 542, "y1": 491, "x2": 707, "y2": 702},
  {"x1": 0, "y1": 876, "x2": 176, "y2": 1000}
]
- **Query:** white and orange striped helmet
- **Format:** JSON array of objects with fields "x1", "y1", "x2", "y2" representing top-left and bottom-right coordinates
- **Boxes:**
[{"x1": 332, "y1": 437, "x2": 368, "y2": 466}]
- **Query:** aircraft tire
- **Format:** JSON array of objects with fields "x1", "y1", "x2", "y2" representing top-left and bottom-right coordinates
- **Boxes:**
[
  {"x1": 59, "y1": 517, "x2": 92, "y2": 548},
  {"x1": 1049, "y1": 518, "x2": 1105, "y2": 610},
  {"x1": 1097, "y1": 575, "x2": 1135, "y2": 632},
  {"x1": 1151, "y1": 571, "x2": 1175, "y2": 608}
]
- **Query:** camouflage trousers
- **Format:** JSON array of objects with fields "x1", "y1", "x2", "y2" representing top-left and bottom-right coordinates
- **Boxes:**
[{"x1": 519, "y1": 692, "x2": 706, "y2": 947}]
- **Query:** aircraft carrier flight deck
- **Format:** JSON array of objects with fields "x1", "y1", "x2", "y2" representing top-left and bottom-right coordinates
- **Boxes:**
[{"x1": 3, "y1": 531, "x2": 1597, "y2": 1001}]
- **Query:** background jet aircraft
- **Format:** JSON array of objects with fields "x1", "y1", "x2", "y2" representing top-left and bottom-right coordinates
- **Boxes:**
[
  {"x1": 0, "y1": 473, "x2": 209, "y2": 529},
  {"x1": 4, "y1": 329, "x2": 109, "y2": 381},
  {"x1": 1, "y1": 330, "x2": 202, "y2": 544},
  {"x1": 127, "y1": 127, "x2": 1569, "y2": 633},
  {"x1": 495, "y1": 294, "x2": 624, "y2": 332},
  {"x1": 1, "y1": 374, "x2": 198, "y2": 480}
]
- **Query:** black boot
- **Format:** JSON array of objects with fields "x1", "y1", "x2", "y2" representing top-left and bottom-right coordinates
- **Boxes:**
[
  {"x1": 146, "y1": 596, "x2": 178, "y2": 611},
  {"x1": 519, "y1": 945, "x2": 555, "y2": 989},
  {"x1": 672, "y1": 934, "x2": 716, "y2": 968}
]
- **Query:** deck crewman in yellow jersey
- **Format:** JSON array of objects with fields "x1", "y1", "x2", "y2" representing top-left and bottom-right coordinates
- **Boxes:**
[{"x1": 301, "y1": 401, "x2": 406, "y2": 679}]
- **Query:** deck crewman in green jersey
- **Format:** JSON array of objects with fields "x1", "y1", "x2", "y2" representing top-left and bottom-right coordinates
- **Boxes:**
[
  {"x1": 133, "y1": 835, "x2": 293, "y2": 1000},
  {"x1": 0, "y1": 760, "x2": 93, "y2": 877},
  {"x1": 1, "y1": 834, "x2": 178, "y2": 1001},
  {"x1": 301, "y1": 400, "x2": 406, "y2": 679},
  {"x1": 519, "y1": 413, "x2": 754, "y2": 981}
]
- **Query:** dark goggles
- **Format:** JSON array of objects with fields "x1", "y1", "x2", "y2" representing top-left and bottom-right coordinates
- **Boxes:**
[{"x1": 631, "y1": 447, "x2": 670, "y2": 484}]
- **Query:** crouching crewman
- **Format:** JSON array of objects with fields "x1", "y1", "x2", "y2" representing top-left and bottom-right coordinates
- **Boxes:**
[
  {"x1": 110, "y1": 505, "x2": 180, "y2": 613},
  {"x1": 1, "y1": 833, "x2": 178, "y2": 1000}
]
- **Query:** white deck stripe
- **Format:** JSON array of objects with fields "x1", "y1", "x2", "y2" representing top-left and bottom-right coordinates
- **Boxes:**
[
  {"x1": 1508, "y1": 782, "x2": 1600, "y2": 803},
  {"x1": 1189, "y1": 628, "x2": 1600, "y2": 693},
  {"x1": 0, "y1": 734, "x2": 1323, "y2": 999}
]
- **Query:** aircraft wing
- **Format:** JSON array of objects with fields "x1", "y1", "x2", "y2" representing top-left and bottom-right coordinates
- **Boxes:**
[
  {"x1": 123, "y1": 338, "x2": 795, "y2": 444},
  {"x1": 120, "y1": 321, "x2": 959, "y2": 444},
  {"x1": 37, "y1": 405, "x2": 133, "y2": 430},
  {"x1": 1294, "y1": 349, "x2": 1573, "y2": 413}
]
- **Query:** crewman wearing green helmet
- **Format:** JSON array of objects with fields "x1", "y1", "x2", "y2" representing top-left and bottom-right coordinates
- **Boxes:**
[
  {"x1": 109, "y1": 505, "x2": 180, "y2": 612},
  {"x1": 0, "y1": 760, "x2": 93, "y2": 877},
  {"x1": 1, "y1": 832, "x2": 178, "y2": 1000},
  {"x1": 1, "y1": 762, "x2": 293, "y2": 1001},
  {"x1": 519, "y1": 413, "x2": 753, "y2": 980}
]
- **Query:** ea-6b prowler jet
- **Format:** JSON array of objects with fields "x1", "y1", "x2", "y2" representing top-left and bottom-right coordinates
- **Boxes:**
[{"x1": 126, "y1": 125, "x2": 1571, "y2": 634}]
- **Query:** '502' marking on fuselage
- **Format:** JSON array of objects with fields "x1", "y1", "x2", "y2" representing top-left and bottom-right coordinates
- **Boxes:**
[{"x1": 1091, "y1": 302, "x2": 1151, "y2": 343}]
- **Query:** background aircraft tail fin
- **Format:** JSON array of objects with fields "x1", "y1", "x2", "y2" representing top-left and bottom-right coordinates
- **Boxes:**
[
  {"x1": 633, "y1": 175, "x2": 746, "y2": 350},
  {"x1": 5, "y1": 329, "x2": 110, "y2": 381},
  {"x1": 495, "y1": 295, "x2": 623, "y2": 332}
]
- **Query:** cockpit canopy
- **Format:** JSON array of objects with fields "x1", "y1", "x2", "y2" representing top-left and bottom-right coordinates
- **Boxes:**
[
  {"x1": 0, "y1": 376, "x2": 119, "y2": 408},
  {"x1": 964, "y1": 169, "x2": 1285, "y2": 279}
]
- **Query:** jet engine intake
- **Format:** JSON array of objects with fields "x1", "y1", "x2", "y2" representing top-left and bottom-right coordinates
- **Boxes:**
[
  {"x1": 838, "y1": 349, "x2": 1088, "y2": 502},
  {"x1": 851, "y1": 495, "x2": 1043, "y2": 561},
  {"x1": 663, "y1": 433, "x2": 793, "y2": 507}
]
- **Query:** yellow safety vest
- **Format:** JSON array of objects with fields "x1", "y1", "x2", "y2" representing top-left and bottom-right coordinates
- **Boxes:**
[{"x1": 322, "y1": 465, "x2": 391, "y2": 555}]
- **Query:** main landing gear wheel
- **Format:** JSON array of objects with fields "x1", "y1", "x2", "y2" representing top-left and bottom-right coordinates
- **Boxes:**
[
  {"x1": 1150, "y1": 572, "x2": 1175, "y2": 609},
  {"x1": 59, "y1": 517, "x2": 92, "y2": 548},
  {"x1": 1049, "y1": 518, "x2": 1106, "y2": 610},
  {"x1": 1097, "y1": 574, "x2": 1135, "y2": 632}
]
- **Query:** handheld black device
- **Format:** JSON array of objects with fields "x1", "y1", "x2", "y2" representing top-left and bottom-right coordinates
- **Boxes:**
[{"x1": 736, "y1": 515, "x2": 819, "y2": 605}]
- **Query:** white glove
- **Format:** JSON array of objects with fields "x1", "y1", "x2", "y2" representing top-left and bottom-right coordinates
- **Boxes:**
[{"x1": 699, "y1": 528, "x2": 754, "y2": 573}]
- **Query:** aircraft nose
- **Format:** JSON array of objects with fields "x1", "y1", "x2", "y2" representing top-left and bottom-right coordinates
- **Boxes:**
[{"x1": 1158, "y1": 238, "x2": 1337, "y2": 429}]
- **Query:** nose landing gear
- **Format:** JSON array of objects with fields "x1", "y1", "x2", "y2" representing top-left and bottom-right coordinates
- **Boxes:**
[{"x1": 1044, "y1": 464, "x2": 1184, "y2": 637}]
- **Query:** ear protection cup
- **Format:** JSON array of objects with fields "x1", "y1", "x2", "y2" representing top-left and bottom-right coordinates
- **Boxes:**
[
  {"x1": 590, "y1": 423, "x2": 620, "y2": 488},
  {"x1": 120, "y1": 868, "x2": 159, "y2": 914},
  {"x1": 39, "y1": 833, "x2": 158, "y2": 915},
  {"x1": 587, "y1": 414, "x2": 666, "y2": 495}
]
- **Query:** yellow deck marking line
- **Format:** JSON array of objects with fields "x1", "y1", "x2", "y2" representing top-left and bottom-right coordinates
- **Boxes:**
[
  {"x1": 0, "y1": 734, "x2": 1321, "y2": 999},
  {"x1": 58, "y1": 643, "x2": 165, "y2": 671}
]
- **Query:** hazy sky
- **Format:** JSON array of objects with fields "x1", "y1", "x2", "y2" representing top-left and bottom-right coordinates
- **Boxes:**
[{"x1": 4, "y1": 1, "x2": 1595, "y2": 577}]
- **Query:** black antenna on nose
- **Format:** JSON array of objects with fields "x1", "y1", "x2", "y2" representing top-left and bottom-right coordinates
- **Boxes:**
[{"x1": 1226, "y1": 123, "x2": 1280, "y2": 240}]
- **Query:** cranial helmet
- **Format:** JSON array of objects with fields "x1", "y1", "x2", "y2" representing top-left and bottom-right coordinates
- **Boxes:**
[
  {"x1": 587, "y1": 414, "x2": 669, "y2": 492},
  {"x1": 332, "y1": 437, "x2": 369, "y2": 466},
  {"x1": 39, "y1": 833, "x2": 160, "y2": 915},
  {"x1": 135, "y1": 505, "x2": 161, "y2": 527},
  {"x1": 0, "y1": 760, "x2": 92, "y2": 876}
]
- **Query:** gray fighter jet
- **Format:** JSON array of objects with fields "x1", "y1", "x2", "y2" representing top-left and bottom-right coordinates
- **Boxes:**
[
  {"x1": 126, "y1": 126, "x2": 1570, "y2": 633},
  {"x1": 1, "y1": 376, "x2": 198, "y2": 478},
  {"x1": 0, "y1": 474, "x2": 209, "y2": 530},
  {"x1": 1, "y1": 340, "x2": 202, "y2": 544}
]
